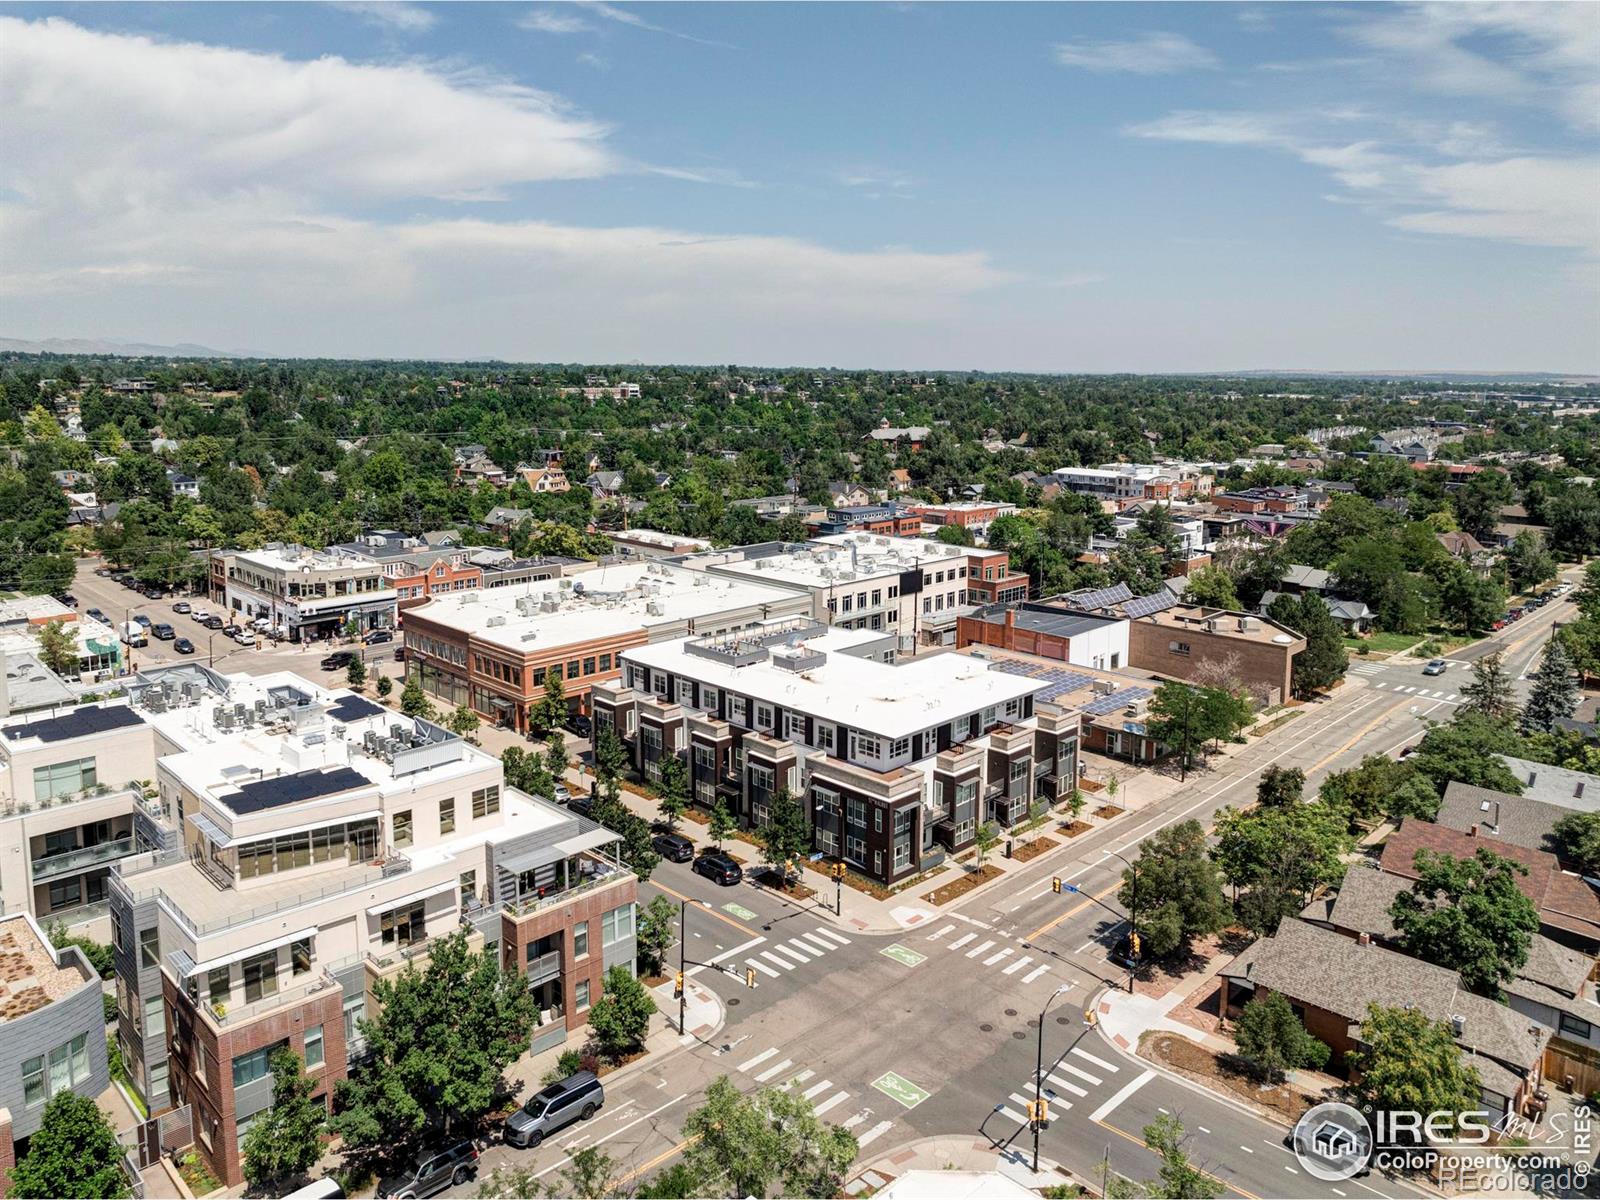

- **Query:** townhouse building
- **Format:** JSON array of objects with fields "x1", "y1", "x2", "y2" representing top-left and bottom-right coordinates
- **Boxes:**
[
  {"x1": 333, "y1": 532, "x2": 483, "y2": 613},
  {"x1": 106, "y1": 663, "x2": 635, "y2": 1186},
  {"x1": 209, "y1": 545, "x2": 398, "y2": 643},
  {"x1": 401, "y1": 562, "x2": 808, "y2": 731},
  {"x1": 591, "y1": 621, "x2": 1077, "y2": 887},
  {"x1": 807, "y1": 504, "x2": 924, "y2": 537}
]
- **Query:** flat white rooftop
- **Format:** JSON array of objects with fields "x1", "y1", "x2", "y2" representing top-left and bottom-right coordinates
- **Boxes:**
[
  {"x1": 622, "y1": 632, "x2": 1043, "y2": 739},
  {"x1": 228, "y1": 543, "x2": 387, "y2": 574},
  {"x1": 407, "y1": 561, "x2": 802, "y2": 653},
  {"x1": 718, "y1": 534, "x2": 976, "y2": 592}
]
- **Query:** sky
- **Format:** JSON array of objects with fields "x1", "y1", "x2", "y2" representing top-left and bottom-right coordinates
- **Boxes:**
[{"x1": 1, "y1": 2, "x2": 1596, "y2": 372}]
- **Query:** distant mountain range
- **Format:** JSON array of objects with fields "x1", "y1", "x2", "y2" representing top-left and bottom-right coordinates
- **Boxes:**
[
  {"x1": 1224, "y1": 369, "x2": 1600, "y2": 384},
  {"x1": 0, "y1": 336, "x2": 248, "y2": 358}
]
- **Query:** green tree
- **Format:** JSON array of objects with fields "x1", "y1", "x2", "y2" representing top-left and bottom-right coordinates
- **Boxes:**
[
  {"x1": 1459, "y1": 651, "x2": 1519, "y2": 725},
  {"x1": 1348, "y1": 1004, "x2": 1480, "y2": 1139},
  {"x1": 933, "y1": 523, "x2": 974, "y2": 546},
  {"x1": 1145, "y1": 681, "x2": 1210, "y2": 780},
  {"x1": 634, "y1": 1163, "x2": 706, "y2": 1199},
  {"x1": 708, "y1": 797, "x2": 735, "y2": 848},
  {"x1": 1267, "y1": 593, "x2": 1348, "y2": 696},
  {"x1": 1553, "y1": 810, "x2": 1600, "y2": 874},
  {"x1": 1183, "y1": 565, "x2": 1240, "y2": 611},
  {"x1": 376, "y1": 673, "x2": 393, "y2": 699},
  {"x1": 656, "y1": 754, "x2": 688, "y2": 829},
  {"x1": 1522, "y1": 638, "x2": 1579, "y2": 735},
  {"x1": 1389, "y1": 847, "x2": 1540, "y2": 997},
  {"x1": 241, "y1": 1048, "x2": 327, "y2": 1190},
  {"x1": 636, "y1": 895, "x2": 677, "y2": 976},
  {"x1": 1121, "y1": 820, "x2": 1230, "y2": 958},
  {"x1": 1212, "y1": 801, "x2": 1350, "y2": 935},
  {"x1": 399, "y1": 675, "x2": 434, "y2": 719},
  {"x1": 759, "y1": 788, "x2": 810, "y2": 883},
  {"x1": 332, "y1": 933, "x2": 538, "y2": 1153},
  {"x1": 683, "y1": 1076, "x2": 857, "y2": 1199},
  {"x1": 8, "y1": 1091, "x2": 131, "y2": 1199},
  {"x1": 1141, "y1": 1113, "x2": 1223, "y2": 1200},
  {"x1": 34, "y1": 619, "x2": 79, "y2": 676},
  {"x1": 589, "y1": 788, "x2": 661, "y2": 883},
  {"x1": 1320, "y1": 753, "x2": 1441, "y2": 825},
  {"x1": 532, "y1": 669, "x2": 567, "y2": 735},
  {"x1": 544, "y1": 731, "x2": 570, "y2": 779},
  {"x1": 1504, "y1": 530, "x2": 1556, "y2": 591},
  {"x1": 1233, "y1": 990, "x2": 1330, "y2": 1082},
  {"x1": 974, "y1": 820, "x2": 1000, "y2": 870},
  {"x1": 1407, "y1": 712, "x2": 1524, "y2": 796},
  {"x1": 1255, "y1": 765, "x2": 1304, "y2": 808},
  {"x1": 345, "y1": 655, "x2": 366, "y2": 691},
  {"x1": 586, "y1": 964, "x2": 657, "y2": 1058},
  {"x1": 447, "y1": 704, "x2": 480, "y2": 740},
  {"x1": 47, "y1": 923, "x2": 113, "y2": 977},
  {"x1": 1063, "y1": 784, "x2": 1086, "y2": 823}
]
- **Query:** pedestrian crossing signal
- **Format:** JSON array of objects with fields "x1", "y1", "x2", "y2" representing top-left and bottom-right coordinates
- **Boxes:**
[
  {"x1": 1051, "y1": 876, "x2": 1061, "y2": 894},
  {"x1": 1130, "y1": 932, "x2": 1141, "y2": 958},
  {"x1": 674, "y1": 971, "x2": 685, "y2": 999},
  {"x1": 1084, "y1": 1008, "x2": 1097, "y2": 1027}
]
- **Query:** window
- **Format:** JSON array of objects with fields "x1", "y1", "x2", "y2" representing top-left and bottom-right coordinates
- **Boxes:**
[
  {"x1": 840, "y1": 595, "x2": 853, "y2": 613},
  {"x1": 894, "y1": 840, "x2": 911, "y2": 870},
  {"x1": 567, "y1": 659, "x2": 582, "y2": 680},
  {"x1": 39, "y1": 1034, "x2": 91, "y2": 1100},
  {"x1": 677, "y1": 679, "x2": 694, "y2": 705},
  {"x1": 575, "y1": 979, "x2": 591, "y2": 1012},
  {"x1": 889, "y1": 737, "x2": 909, "y2": 758},
  {"x1": 1004, "y1": 698, "x2": 1021, "y2": 719},
  {"x1": 603, "y1": 903, "x2": 635, "y2": 945},
  {"x1": 785, "y1": 711, "x2": 806, "y2": 743},
  {"x1": 729, "y1": 697, "x2": 747, "y2": 725},
  {"x1": 380, "y1": 900, "x2": 427, "y2": 947},
  {"x1": 472, "y1": 785, "x2": 501, "y2": 818},
  {"x1": 144, "y1": 995, "x2": 165, "y2": 1040},
  {"x1": 756, "y1": 704, "x2": 773, "y2": 730},
  {"x1": 290, "y1": 937, "x2": 313, "y2": 977},
  {"x1": 873, "y1": 807, "x2": 883, "y2": 832},
  {"x1": 816, "y1": 723, "x2": 835, "y2": 753},
  {"x1": 1560, "y1": 1013, "x2": 1593, "y2": 1040},
  {"x1": 304, "y1": 1024, "x2": 325, "y2": 1069},
  {"x1": 231, "y1": 1043, "x2": 283, "y2": 1088},
  {"x1": 600, "y1": 653, "x2": 613, "y2": 671},
  {"x1": 1169, "y1": 641, "x2": 1191, "y2": 656},
  {"x1": 923, "y1": 597, "x2": 932, "y2": 614},
  {"x1": 871, "y1": 589, "x2": 882, "y2": 606},
  {"x1": 393, "y1": 810, "x2": 413, "y2": 848},
  {"x1": 573, "y1": 921, "x2": 589, "y2": 958},
  {"x1": 438, "y1": 797, "x2": 455, "y2": 835},
  {"x1": 846, "y1": 797, "x2": 867, "y2": 828},
  {"x1": 845, "y1": 835, "x2": 866, "y2": 866},
  {"x1": 243, "y1": 951, "x2": 279, "y2": 1003},
  {"x1": 585, "y1": 656, "x2": 597, "y2": 676},
  {"x1": 853, "y1": 733, "x2": 882, "y2": 759},
  {"x1": 209, "y1": 966, "x2": 231, "y2": 1004},
  {"x1": 1010, "y1": 758, "x2": 1028, "y2": 782},
  {"x1": 873, "y1": 850, "x2": 883, "y2": 875},
  {"x1": 889, "y1": 584, "x2": 899, "y2": 599},
  {"x1": 140, "y1": 925, "x2": 160, "y2": 969},
  {"x1": 32, "y1": 756, "x2": 96, "y2": 803},
  {"x1": 22, "y1": 1056, "x2": 46, "y2": 1107},
  {"x1": 344, "y1": 996, "x2": 366, "y2": 1048}
]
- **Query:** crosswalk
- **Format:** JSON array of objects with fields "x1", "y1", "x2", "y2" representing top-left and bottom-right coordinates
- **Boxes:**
[
  {"x1": 731, "y1": 1046, "x2": 870, "y2": 1136},
  {"x1": 994, "y1": 1044, "x2": 1123, "y2": 1126},
  {"x1": 742, "y1": 925, "x2": 852, "y2": 981},
  {"x1": 1347, "y1": 660, "x2": 1388, "y2": 676},
  {"x1": 925, "y1": 923, "x2": 1055, "y2": 983},
  {"x1": 1370, "y1": 681, "x2": 1458, "y2": 701}
]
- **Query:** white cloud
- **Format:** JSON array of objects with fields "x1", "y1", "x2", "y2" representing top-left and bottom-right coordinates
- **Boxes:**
[
  {"x1": 576, "y1": 1, "x2": 736, "y2": 49},
  {"x1": 837, "y1": 168, "x2": 918, "y2": 192},
  {"x1": 1396, "y1": 158, "x2": 1600, "y2": 257},
  {"x1": 330, "y1": 2, "x2": 437, "y2": 34},
  {"x1": 1053, "y1": 31, "x2": 1217, "y2": 75},
  {"x1": 517, "y1": 9, "x2": 594, "y2": 35}
]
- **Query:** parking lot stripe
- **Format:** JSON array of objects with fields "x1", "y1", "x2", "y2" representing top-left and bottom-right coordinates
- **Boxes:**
[
  {"x1": 949, "y1": 932, "x2": 976, "y2": 950},
  {"x1": 802, "y1": 1080, "x2": 832, "y2": 1101},
  {"x1": 1071, "y1": 1047, "x2": 1118, "y2": 1073},
  {"x1": 813, "y1": 1092, "x2": 849, "y2": 1116},
  {"x1": 738, "y1": 1048, "x2": 778, "y2": 1072},
  {"x1": 746, "y1": 958, "x2": 779, "y2": 979},
  {"x1": 1002, "y1": 955, "x2": 1032, "y2": 976},
  {"x1": 965, "y1": 939, "x2": 997, "y2": 958},
  {"x1": 754, "y1": 1058, "x2": 793, "y2": 1083}
]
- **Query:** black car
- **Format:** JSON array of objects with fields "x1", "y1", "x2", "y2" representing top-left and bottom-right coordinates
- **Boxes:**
[
  {"x1": 567, "y1": 792, "x2": 594, "y2": 820},
  {"x1": 653, "y1": 832, "x2": 694, "y2": 863},
  {"x1": 382, "y1": 1142, "x2": 479, "y2": 1199},
  {"x1": 564, "y1": 713, "x2": 593, "y2": 738},
  {"x1": 364, "y1": 628, "x2": 394, "y2": 645},
  {"x1": 321, "y1": 651, "x2": 356, "y2": 671},
  {"x1": 173, "y1": 600, "x2": 191, "y2": 614},
  {"x1": 86, "y1": 607, "x2": 108, "y2": 624},
  {"x1": 202, "y1": 614, "x2": 225, "y2": 630},
  {"x1": 55, "y1": 593, "x2": 76, "y2": 607},
  {"x1": 174, "y1": 638, "x2": 195, "y2": 655},
  {"x1": 223, "y1": 623, "x2": 243, "y2": 639},
  {"x1": 152, "y1": 623, "x2": 175, "y2": 640},
  {"x1": 693, "y1": 852, "x2": 743, "y2": 886}
]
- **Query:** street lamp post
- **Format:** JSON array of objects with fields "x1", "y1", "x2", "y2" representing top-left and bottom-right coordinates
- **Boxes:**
[
  {"x1": 677, "y1": 897, "x2": 708, "y2": 1034},
  {"x1": 1032, "y1": 984, "x2": 1072, "y2": 1173},
  {"x1": 1104, "y1": 849, "x2": 1139, "y2": 994}
]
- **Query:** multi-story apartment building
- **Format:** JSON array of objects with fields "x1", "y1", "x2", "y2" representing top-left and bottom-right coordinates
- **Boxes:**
[
  {"x1": 1050, "y1": 464, "x2": 1189, "y2": 507},
  {"x1": 333, "y1": 531, "x2": 483, "y2": 612},
  {"x1": 807, "y1": 504, "x2": 924, "y2": 537},
  {"x1": 0, "y1": 912, "x2": 115, "y2": 1191},
  {"x1": 591, "y1": 620, "x2": 1075, "y2": 887},
  {"x1": 904, "y1": 501, "x2": 1018, "y2": 540},
  {"x1": 209, "y1": 544, "x2": 398, "y2": 643},
  {"x1": 400, "y1": 562, "x2": 808, "y2": 732},
  {"x1": 106, "y1": 662, "x2": 635, "y2": 1186}
]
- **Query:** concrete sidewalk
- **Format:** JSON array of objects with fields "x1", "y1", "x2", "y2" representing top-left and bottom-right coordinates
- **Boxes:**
[{"x1": 848, "y1": 1134, "x2": 1080, "y2": 1196}]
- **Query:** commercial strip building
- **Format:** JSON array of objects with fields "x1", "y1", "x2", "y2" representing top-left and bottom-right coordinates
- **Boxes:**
[
  {"x1": 0, "y1": 596, "x2": 121, "y2": 680},
  {"x1": 904, "y1": 501, "x2": 1018, "y2": 540},
  {"x1": 101, "y1": 663, "x2": 635, "y2": 1186},
  {"x1": 0, "y1": 912, "x2": 115, "y2": 1192},
  {"x1": 401, "y1": 562, "x2": 810, "y2": 732},
  {"x1": 209, "y1": 544, "x2": 399, "y2": 643},
  {"x1": 591, "y1": 619, "x2": 1081, "y2": 887},
  {"x1": 331, "y1": 531, "x2": 483, "y2": 611}
]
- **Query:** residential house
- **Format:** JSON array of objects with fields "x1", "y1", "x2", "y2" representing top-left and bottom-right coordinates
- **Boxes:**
[
  {"x1": 864, "y1": 421, "x2": 930, "y2": 451},
  {"x1": 586, "y1": 470, "x2": 625, "y2": 499},
  {"x1": 1496, "y1": 758, "x2": 1600, "y2": 811},
  {"x1": 516, "y1": 464, "x2": 570, "y2": 494}
]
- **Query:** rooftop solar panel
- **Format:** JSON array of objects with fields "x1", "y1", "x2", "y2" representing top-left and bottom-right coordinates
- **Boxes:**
[
  {"x1": 4, "y1": 704, "x2": 146, "y2": 744},
  {"x1": 328, "y1": 695, "x2": 386, "y2": 724},
  {"x1": 1124, "y1": 591, "x2": 1179, "y2": 619},
  {"x1": 226, "y1": 766, "x2": 373, "y2": 815},
  {"x1": 1083, "y1": 686, "x2": 1153, "y2": 715},
  {"x1": 1069, "y1": 582, "x2": 1133, "y2": 610}
]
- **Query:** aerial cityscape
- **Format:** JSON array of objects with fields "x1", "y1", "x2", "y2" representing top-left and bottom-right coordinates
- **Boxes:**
[{"x1": 1, "y1": 2, "x2": 1598, "y2": 1199}]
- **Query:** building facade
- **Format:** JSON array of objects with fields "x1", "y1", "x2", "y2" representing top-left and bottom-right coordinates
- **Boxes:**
[
  {"x1": 334, "y1": 532, "x2": 483, "y2": 612},
  {"x1": 209, "y1": 545, "x2": 398, "y2": 643}
]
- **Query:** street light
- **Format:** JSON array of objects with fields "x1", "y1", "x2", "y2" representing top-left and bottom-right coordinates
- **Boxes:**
[
  {"x1": 1103, "y1": 849, "x2": 1140, "y2": 994},
  {"x1": 1031, "y1": 983, "x2": 1072, "y2": 1173}
]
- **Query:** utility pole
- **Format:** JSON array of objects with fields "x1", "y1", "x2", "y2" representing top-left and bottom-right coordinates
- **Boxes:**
[{"x1": 1032, "y1": 985, "x2": 1071, "y2": 1173}]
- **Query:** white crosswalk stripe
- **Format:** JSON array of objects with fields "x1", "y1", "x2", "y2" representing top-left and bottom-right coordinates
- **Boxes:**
[
  {"x1": 1009, "y1": 1092, "x2": 1037, "y2": 1111},
  {"x1": 794, "y1": 933, "x2": 835, "y2": 954},
  {"x1": 1001, "y1": 955, "x2": 1032, "y2": 976},
  {"x1": 856, "y1": 1120, "x2": 895, "y2": 1149},
  {"x1": 772, "y1": 944, "x2": 811, "y2": 965},
  {"x1": 759, "y1": 950, "x2": 796, "y2": 971},
  {"x1": 1021, "y1": 964, "x2": 1052, "y2": 983},
  {"x1": 964, "y1": 939, "x2": 997, "y2": 958},
  {"x1": 1071, "y1": 1046, "x2": 1119, "y2": 1073},
  {"x1": 780, "y1": 939, "x2": 820, "y2": 960},
  {"x1": 983, "y1": 948, "x2": 1014, "y2": 966},
  {"x1": 746, "y1": 957, "x2": 780, "y2": 979},
  {"x1": 810, "y1": 927, "x2": 851, "y2": 946},
  {"x1": 1044, "y1": 1072, "x2": 1088, "y2": 1098},
  {"x1": 739, "y1": 1048, "x2": 777, "y2": 1072},
  {"x1": 999, "y1": 1105, "x2": 1028, "y2": 1125},
  {"x1": 949, "y1": 932, "x2": 977, "y2": 950},
  {"x1": 802, "y1": 1079, "x2": 832, "y2": 1101},
  {"x1": 813, "y1": 1091, "x2": 849, "y2": 1116},
  {"x1": 780, "y1": 1069, "x2": 815, "y2": 1090},
  {"x1": 754, "y1": 1058, "x2": 793, "y2": 1083},
  {"x1": 1055, "y1": 1060, "x2": 1102, "y2": 1086},
  {"x1": 927, "y1": 924, "x2": 956, "y2": 940}
]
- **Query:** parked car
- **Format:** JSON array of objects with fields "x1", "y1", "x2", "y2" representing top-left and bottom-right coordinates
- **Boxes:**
[
  {"x1": 152, "y1": 623, "x2": 175, "y2": 640},
  {"x1": 173, "y1": 600, "x2": 191, "y2": 614},
  {"x1": 321, "y1": 651, "x2": 356, "y2": 671},
  {"x1": 190, "y1": 607, "x2": 210, "y2": 622},
  {"x1": 567, "y1": 792, "x2": 594, "y2": 819},
  {"x1": 235, "y1": 630, "x2": 257, "y2": 647},
  {"x1": 653, "y1": 832, "x2": 694, "y2": 863},
  {"x1": 56, "y1": 593, "x2": 76, "y2": 607},
  {"x1": 86, "y1": 607, "x2": 108, "y2": 624},
  {"x1": 564, "y1": 713, "x2": 593, "y2": 738},
  {"x1": 381, "y1": 1142, "x2": 479, "y2": 1199},
  {"x1": 133, "y1": 614, "x2": 152, "y2": 629},
  {"x1": 694, "y1": 851, "x2": 743, "y2": 886},
  {"x1": 1422, "y1": 659, "x2": 1447, "y2": 676},
  {"x1": 364, "y1": 628, "x2": 394, "y2": 645},
  {"x1": 551, "y1": 782, "x2": 572, "y2": 804},
  {"x1": 503, "y1": 1070, "x2": 604, "y2": 1149},
  {"x1": 202, "y1": 614, "x2": 225, "y2": 630},
  {"x1": 174, "y1": 637, "x2": 195, "y2": 655}
]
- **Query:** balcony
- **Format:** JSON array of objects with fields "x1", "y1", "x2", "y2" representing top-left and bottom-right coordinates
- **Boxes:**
[
  {"x1": 3, "y1": 783, "x2": 144, "y2": 819},
  {"x1": 200, "y1": 971, "x2": 340, "y2": 1030},
  {"x1": 32, "y1": 834, "x2": 136, "y2": 881},
  {"x1": 525, "y1": 950, "x2": 562, "y2": 985},
  {"x1": 503, "y1": 862, "x2": 632, "y2": 920}
]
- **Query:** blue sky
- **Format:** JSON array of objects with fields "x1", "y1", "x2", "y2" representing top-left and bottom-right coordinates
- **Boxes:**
[{"x1": 1, "y1": 2, "x2": 1595, "y2": 371}]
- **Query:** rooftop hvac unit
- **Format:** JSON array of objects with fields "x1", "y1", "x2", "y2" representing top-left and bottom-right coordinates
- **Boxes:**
[
  {"x1": 486, "y1": 615, "x2": 506, "y2": 627},
  {"x1": 212, "y1": 705, "x2": 226, "y2": 723},
  {"x1": 217, "y1": 712, "x2": 234, "y2": 730},
  {"x1": 255, "y1": 699, "x2": 267, "y2": 714},
  {"x1": 1091, "y1": 680, "x2": 1116, "y2": 696},
  {"x1": 363, "y1": 730, "x2": 379, "y2": 752},
  {"x1": 233, "y1": 703, "x2": 246, "y2": 718},
  {"x1": 646, "y1": 601, "x2": 665, "y2": 616},
  {"x1": 540, "y1": 598, "x2": 560, "y2": 613},
  {"x1": 390, "y1": 723, "x2": 407, "y2": 743}
]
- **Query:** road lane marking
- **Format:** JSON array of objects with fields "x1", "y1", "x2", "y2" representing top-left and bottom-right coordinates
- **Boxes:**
[
  {"x1": 1021, "y1": 964, "x2": 1052, "y2": 983},
  {"x1": 746, "y1": 957, "x2": 779, "y2": 978},
  {"x1": 1072, "y1": 1047, "x2": 1118, "y2": 1072},
  {"x1": 754, "y1": 1058, "x2": 792, "y2": 1083},
  {"x1": 771, "y1": 944, "x2": 811, "y2": 965},
  {"x1": 1045, "y1": 1072, "x2": 1088, "y2": 1098},
  {"x1": 965, "y1": 939, "x2": 997, "y2": 958},
  {"x1": 811, "y1": 927, "x2": 851, "y2": 946},
  {"x1": 949, "y1": 932, "x2": 976, "y2": 950},
  {"x1": 1198, "y1": 1126, "x2": 1211, "y2": 1135},
  {"x1": 535, "y1": 1094, "x2": 689, "y2": 1179},
  {"x1": 927, "y1": 924, "x2": 956, "y2": 940},
  {"x1": 856, "y1": 1120, "x2": 895, "y2": 1149},
  {"x1": 780, "y1": 1069, "x2": 815, "y2": 1090},
  {"x1": 780, "y1": 939, "x2": 820, "y2": 960},
  {"x1": 612, "y1": 1131, "x2": 700, "y2": 1187},
  {"x1": 1239, "y1": 1145, "x2": 1254, "y2": 1153},
  {"x1": 814, "y1": 1091, "x2": 849, "y2": 1116},
  {"x1": 1002, "y1": 955, "x2": 1033, "y2": 975},
  {"x1": 1055, "y1": 1060, "x2": 1102, "y2": 1086},
  {"x1": 650, "y1": 880, "x2": 756, "y2": 933},
  {"x1": 738, "y1": 1048, "x2": 777, "y2": 1072},
  {"x1": 1088, "y1": 1068, "x2": 1153, "y2": 1121},
  {"x1": 802, "y1": 1079, "x2": 832, "y2": 1100}
]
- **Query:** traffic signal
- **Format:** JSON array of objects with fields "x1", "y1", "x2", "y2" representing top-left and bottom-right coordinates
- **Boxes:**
[
  {"x1": 674, "y1": 971, "x2": 685, "y2": 999},
  {"x1": 1130, "y1": 932, "x2": 1141, "y2": 959},
  {"x1": 1084, "y1": 1008, "x2": 1098, "y2": 1027},
  {"x1": 831, "y1": 863, "x2": 846, "y2": 881},
  {"x1": 1025, "y1": 1099, "x2": 1050, "y2": 1128},
  {"x1": 745, "y1": 966, "x2": 757, "y2": 988},
  {"x1": 1051, "y1": 876, "x2": 1061, "y2": 894}
]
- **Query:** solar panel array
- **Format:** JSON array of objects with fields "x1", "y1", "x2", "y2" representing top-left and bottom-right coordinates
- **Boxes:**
[
  {"x1": 1082, "y1": 686, "x2": 1153, "y2": 715},
  {"x1": 986, "y1": 657, "x2": 1094, "y2": 702},
  {"x1": 1123, "y1": 590, "x2": 1179, "y2": 620},
  {"x1": 1068, "y1": 582, "x2": 1133, "y2": 610}
]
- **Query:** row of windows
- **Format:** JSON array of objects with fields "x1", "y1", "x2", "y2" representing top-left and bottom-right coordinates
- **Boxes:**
[
  {"x1": 474, "y1": 655, "x2": 523, "y2": 687},
  {"x1": 33, "y1": 756, "x2": 96, "y2": 803},
  {"x1": 406, "y1": 632, "x2": 467, "y2": 667},
  {"x1": 236, "y1": 818, "x2": 380, "y2": 878},
  {"x1": 22, "y1": 1034, "x2": 91, "y2": 1108},
  {"x1": 531, "y1": 654, "x2": 613, "y2": 686}
]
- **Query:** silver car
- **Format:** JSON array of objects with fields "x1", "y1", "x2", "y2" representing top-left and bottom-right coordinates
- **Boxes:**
[{"x1": 504, "y1": 1070, "x2": 603, "y2": 1148}]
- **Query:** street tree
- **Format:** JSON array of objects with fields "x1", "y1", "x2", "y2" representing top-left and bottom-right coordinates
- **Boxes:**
[
  {"x1": 1504, "y1": 530, "x2": 1556, "y2": 592},
  {"x1": 1141, "y1": 1113, "x2": 1224, "y2": 1200},
  {"x1": 1390, "y1": 847, "x2": 1540, "y2": 997},
  {"x1": 377, "y1": 673, "x2": 393, "y2": 699},
  {"x1": 241, "y1": 1048, "x2": 327, "y2": 1190},
  {"x1": 8, "y1": 1091, "x2": 132, "y2": 1199},
  {"x1": 1233, "y1": 991, "x2": 1330, "y2": 1082},
  {"x1": 399, "y1": 675, "x2": 434, "y2": 719},
  {"x1": 759, "y1": 788, "x2": 810, "y2": 883},
  {"x1": 1063, "y1": 784, "x2": 1086, "y2": 823},
  {"x1": 1212, "y1": 801, "x2": 1351, "y2": 935},
  {"x1": 544, "y1": 732, "x2": 570, "y2": 780},
  {"x1": 1319, "y1": 753, "x2": 1441, "y2": 824},
  {"x1": 447, "y1": 704, "x2": 480, "y2": 740},
  {"x1": 634, "y1": 1163, "x2": 705, "y2": 1199},
  {"x1": 1460, "y1": 651, "x2": 1519, "y2": 724},
  {"x1": 1522, "y1": 637, "x2": 1579, "y2": 735},
  {"x1": 34, "y1": 619, "x2": 78, "y2": 676},
  {"x1": 531, "y1": 670, "x2": 566, "y2": 735},
  {"x1": 1255, "y1": 765, "x2": 1304, "y2": 808},
  {"x1": 683, "y1": 1076, "x2": 857, "y2": 1199},
  {"x1": 1407, "y1": 712, "x2": 1525, "y2": 796},
  {"x1": 346, "y1": 655, "x2": 367, "y2": 691},
  {"x1": 974, "y1": 820, "x2": 1000, "y2": 870},
  {"x1": 1121, "y1": 820, "x2": 1230, "y2": 958},
  {"x1": 1554, "y1": 811, "x2": 1600, "y2": 874},
  {"x1": 656, "y1": 754, "x2": 688, "y2": 829},
  {"x1": 707, "y1": 797, "x2": 735, "y2": 848},
  {"x1": 332, "y1": 933, "x2": 538, "y2": 1153},
  {"x1": 1348, "y1": 1004, "x2": 1480, "y2": 1137},
  {"x1": 589, "y1": 789, "x2": 661, "y2": 883},
  {"x1": 636, "y1": 895, "x2": 677, "y2": 976},
  {"x1": 586, "y1": 964, "x2": 657, "y2": 1058},
  {"x1": 1145, "y1": 682, "x2": 1210, "y2": 780},
  {"x1": 1267, "y1": 593, "x2": 1348, "y2": 696}
]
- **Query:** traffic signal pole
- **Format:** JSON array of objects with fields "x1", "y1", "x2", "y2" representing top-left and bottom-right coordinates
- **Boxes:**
[
  {"x1": 1052, "y1": 872, "x2": 1139, "y2": 993},
  {"x1": 674, "y1": 897, "x2": 756, "y2": 1033}
]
